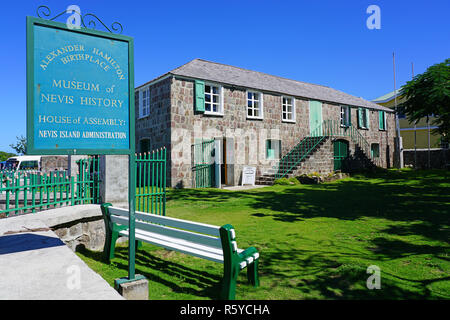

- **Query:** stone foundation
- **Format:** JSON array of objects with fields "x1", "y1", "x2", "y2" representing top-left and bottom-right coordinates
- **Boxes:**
[
  {"x1": 20, "y1": 205, "x2": 107, "y2": 252},
  {"x1": 52, "y1": 215, "x2": 105, "y2": 252}
]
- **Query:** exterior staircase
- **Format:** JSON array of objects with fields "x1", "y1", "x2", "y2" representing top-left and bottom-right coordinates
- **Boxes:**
[
  {"x1": 256, "y1": 120, "x2": 380, "y2": 185},
  {"x1": 256, "y1": 136, "x2": 327, "y2": 185}
]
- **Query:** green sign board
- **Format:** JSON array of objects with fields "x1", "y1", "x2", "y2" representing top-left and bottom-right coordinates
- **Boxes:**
[
  {"x1": 26, "y1": 15, "x2": 140, "y2": 282},
  {"x1": 26, "y1": 17, "x2": 135, "y2": 155}
]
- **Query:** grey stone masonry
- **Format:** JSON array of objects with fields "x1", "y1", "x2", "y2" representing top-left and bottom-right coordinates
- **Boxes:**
[{"x1": 136, "y1": 75, "x2": 396, "y2": 188}]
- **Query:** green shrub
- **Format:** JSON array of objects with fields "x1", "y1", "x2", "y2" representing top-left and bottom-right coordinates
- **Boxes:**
[
  {"x1": 273, "y1": 178, "x2": 291, "y2": 185},
  {"x1": 274, "y1": 177, "x2": 300, "y2": 185}
]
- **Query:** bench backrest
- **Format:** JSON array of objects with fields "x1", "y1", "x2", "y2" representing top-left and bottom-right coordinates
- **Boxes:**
[{"x1": 106, "y1": 206, "x2": 223, "y2": 250}]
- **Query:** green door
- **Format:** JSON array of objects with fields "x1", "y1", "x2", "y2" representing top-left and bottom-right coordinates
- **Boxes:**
[
  {"x1": 309, "y1": 100, "x2": 323, "y2": 136},
  {"x1": 333, "y1": 140, "x2": 349, "y2": 170},
  {"x1": 192, "y1": 139, "x2": 215, "y2": 188}
]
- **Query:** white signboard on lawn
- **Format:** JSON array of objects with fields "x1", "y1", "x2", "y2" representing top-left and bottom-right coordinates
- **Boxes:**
[{"x1": 241, "y1": 166, "x2": 256, "y2": 186}]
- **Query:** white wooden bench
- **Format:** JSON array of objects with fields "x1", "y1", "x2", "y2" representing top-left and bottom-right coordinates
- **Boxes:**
[{"x1": 101, "y1": 203, "x2": 260, "y2": 300}]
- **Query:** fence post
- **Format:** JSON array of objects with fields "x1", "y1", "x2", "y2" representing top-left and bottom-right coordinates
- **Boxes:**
[
  {"x1": 99, "y1": 155, "x2": 129, "y2": 206},
  {"x1": 70, "y1": 176, "x2": 75, "y2": 206}
]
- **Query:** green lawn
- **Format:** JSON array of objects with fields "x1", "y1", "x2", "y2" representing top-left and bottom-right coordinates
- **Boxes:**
[{"x1": 77, "y1": 168, "x2": 450, "y2": 300}]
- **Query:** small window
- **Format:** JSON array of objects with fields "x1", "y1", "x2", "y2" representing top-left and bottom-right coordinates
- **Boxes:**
[
  {"x1": 266, "y1": 139, "x2": 281, "y2": 160},
  {"x1": 340, "y1": 106, "x2": 351, "y2": 127},
  {"x1": 371, "y1": 143, "x2": 380, "y2": 159},
  {"x1": 358, "y1": 108, "x2": 370, "y2": 129},
  {"x1": 140, "y1": 139, "x2": 150, "y2": 154},
  {"x1": 282, "y1": 97, "x2": 295, "y2": 122},
  {"x1": 247, "y1": 91, "x2": 263, "y2": 119},
  {"x1": 141, "y1": 87, "x2": 150, "y2": 117},
  {"x1": 204, "y1": 84, "x2": 223, "y2": 114},
  {"x1": 379, "y1": 111, "x2": 386, "y2": 130}
]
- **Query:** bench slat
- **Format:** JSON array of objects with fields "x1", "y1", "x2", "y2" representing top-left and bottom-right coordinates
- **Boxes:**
[
  {"x1": 109, "y1": 207, "x2": 220, "y2": 237},
  {"x1": 111, "y1": 215, "x2": 222, "y2": 249},
  {"x1": 134, "y1": 228, "x2": 223, "y2": 256},
  {"x1": 119, "y1": 229, "x2": 224, "y2": 264}
]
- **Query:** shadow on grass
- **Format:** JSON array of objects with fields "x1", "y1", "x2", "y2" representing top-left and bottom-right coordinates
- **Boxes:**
[
  {"x1": 78, "y1": 169, "x2": 449, "y2": 299},
  {"x1": 259, "y1": 243, "x2": 449, "y2": 299},
  {"x1": 169, "y1": 169, "x2": 450, "y2": 243},
  {"x1": 166, "y1": 169, "x2": 450, "y2": 299},
  {"x1": 78, "y1": 245, "x2": 223, "y2": 299}
]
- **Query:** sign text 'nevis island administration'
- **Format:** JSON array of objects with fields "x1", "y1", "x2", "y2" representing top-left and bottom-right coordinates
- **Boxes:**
[{"x1": 26, "y1": 17, "x2": 134, "y2": 155}]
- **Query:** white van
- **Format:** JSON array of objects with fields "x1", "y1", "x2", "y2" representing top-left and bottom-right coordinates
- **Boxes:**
[{"x1": 4, "y1": 156, "x2": 41, "y2": 171}]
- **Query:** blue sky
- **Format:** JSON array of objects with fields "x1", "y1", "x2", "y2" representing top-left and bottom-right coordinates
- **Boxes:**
[{"x1": 0, "y1": 0, "x2": 449, "y2": 153}]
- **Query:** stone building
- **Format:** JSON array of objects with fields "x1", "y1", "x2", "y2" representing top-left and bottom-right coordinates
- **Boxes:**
[
  {"x1": 135, "y1": 59, "x2": 396, "y2": 188},
  {"x1": 372, "y1": 89, "x2": 449, "y2": 169}
]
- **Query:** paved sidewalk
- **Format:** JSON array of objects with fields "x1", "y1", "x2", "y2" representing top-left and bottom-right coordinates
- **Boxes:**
[
  {"x1": 0, "y1": 211, "x2": 123, "y2": 300},
  {"x1": 222, "y1": 185, "x2": 267, "y2": 191}
]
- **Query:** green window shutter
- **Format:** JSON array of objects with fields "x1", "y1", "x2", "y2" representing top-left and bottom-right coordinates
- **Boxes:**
[
  {"x1": 365, "y1": 109, "x2": 370, "y2": 129},
  {"x1": 347, "y1": 107, "x2": 352, "y2": 127},
  {"x1": 379, "y1": 111, "x2": 385, "y2": 130},
  {"x1": 194, "y1": 80, "x2": 205, "y2": 112},
  {"x1": 266, "y1": 140, "x2": 275, "y2": 159},
  {"x1": 278, "y1": 140, "x2": 282, "y2": 158},
  {"x1": 371, "y1": 144, "x2": 380, "y2": 158},
  {"x1": 358, "y1": 108, "x2": 363, "y2": 128}
]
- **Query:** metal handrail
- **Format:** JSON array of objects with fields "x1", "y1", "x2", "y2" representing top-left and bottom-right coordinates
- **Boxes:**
[{"x1": 274, "y1": 120, "x2": 380, "y2": 179}]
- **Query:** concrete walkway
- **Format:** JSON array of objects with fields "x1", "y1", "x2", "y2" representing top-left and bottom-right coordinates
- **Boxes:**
[
  {"x1": 222, "y1": 185, "x2": 267, "y2": 191},
  {"x1": 0, "y1": 211, "x2": 123, "y2": 300}
]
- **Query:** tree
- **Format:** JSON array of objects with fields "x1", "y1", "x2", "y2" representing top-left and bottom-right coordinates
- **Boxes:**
[
  {"x1": 0, "y1": 151, "x2": 16, "y2": 162},
  {"x1": 9, "y1": 135, "x2": 27, "y2": 155},
  {"x1": 400, "y1": 58, "x2": 450, "y2": 140}
]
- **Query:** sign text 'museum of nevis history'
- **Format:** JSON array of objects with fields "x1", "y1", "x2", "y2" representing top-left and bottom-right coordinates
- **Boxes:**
[{"x1": 27, "y1": 17, "x2": 134, "y2": 155}]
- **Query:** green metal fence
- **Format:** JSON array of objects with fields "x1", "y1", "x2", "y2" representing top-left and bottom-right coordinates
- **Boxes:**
[
  {"x1": 1, "y1": 152, "x2": 168, "y2": 218},
  {"x1": 0, "y1": 157, "x2": 100, "y2": 217},
  {"x1": 76, "y1": 156, "x2": 101, "y2": 204},
  {"x1": 192, "y1": 139, "x2": 215, "y2": 188},
  {"x1": 135, "y1": 147, "x2": 166, "y2": 215}
]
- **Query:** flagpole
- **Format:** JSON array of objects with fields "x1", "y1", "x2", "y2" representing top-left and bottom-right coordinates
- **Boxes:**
[
  {"x1": 393, "y1": 52, "x2": 403, "y2": 168},
  {"x1": 412, "y1": 62, "x2": 417, "y2": 169}
]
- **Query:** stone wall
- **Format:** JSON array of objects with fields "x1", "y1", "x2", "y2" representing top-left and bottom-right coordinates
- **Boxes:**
[
  {"x1": 41, "y1": 156, "x2": 69, "y2": 172},
  {"x1": 135, "y1": 77, "x2": 172, "y2": 185},
  {"x1": 136, "y1": 77, "x2": 397, "y2": 187},
  {"x1": 295, "y1": 138, "x2": 334, "y2": 175},
  {"x1": 53, "y1": 215, "x2": 105, "y2": 252},
  {"x1": 351, "y1": 107, "x2": 396, "y2": 169},
  {"x1": 99, "y1": 155, "x2": 129, "y2": 207},
  {"x1": 0, "y1": 205, "x2": 107, "y2": 252}
]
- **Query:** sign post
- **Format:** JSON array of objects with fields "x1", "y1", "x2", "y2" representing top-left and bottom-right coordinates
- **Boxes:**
[{"x1": 26, "y1": 15, "x2": 141, "y2": 283}]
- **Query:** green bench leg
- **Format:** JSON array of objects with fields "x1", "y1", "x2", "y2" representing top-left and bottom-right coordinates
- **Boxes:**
[
  {"x1": 247, "y1": 259, "x2": 260, "y2": 287},
  {"x1": 103, "y1": 229, "x2": 120, "y2": 263},
  {"x1": 104, "y1": 233, "x2": 142, "y2": 263},
  {"x1": 221, "y1": 263, "x2": 239, "y2": 300}
]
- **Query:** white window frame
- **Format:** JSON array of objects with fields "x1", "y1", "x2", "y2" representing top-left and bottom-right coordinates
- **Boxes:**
[
  {"x1": 246, "y1": 90, "x2": 263, "y2": 120},
  {"x1": 282, "y1": 96, "x2": 296, "y2": 123},
  {"x1": 363, "y1": 109, "x2": 370, "y2": 129},
  {"x1": 359, "y1": 108, "x2": 370, "y2": 129},
  {"x1": 340, "y1": 105, "x2": 351, "y2": 127},
  {"x1": 139, "y1": 86, "x2": 150, "y2": 118},
  {"x1": 204, "y1": 82, "x2": 224, "y2": 116}
]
